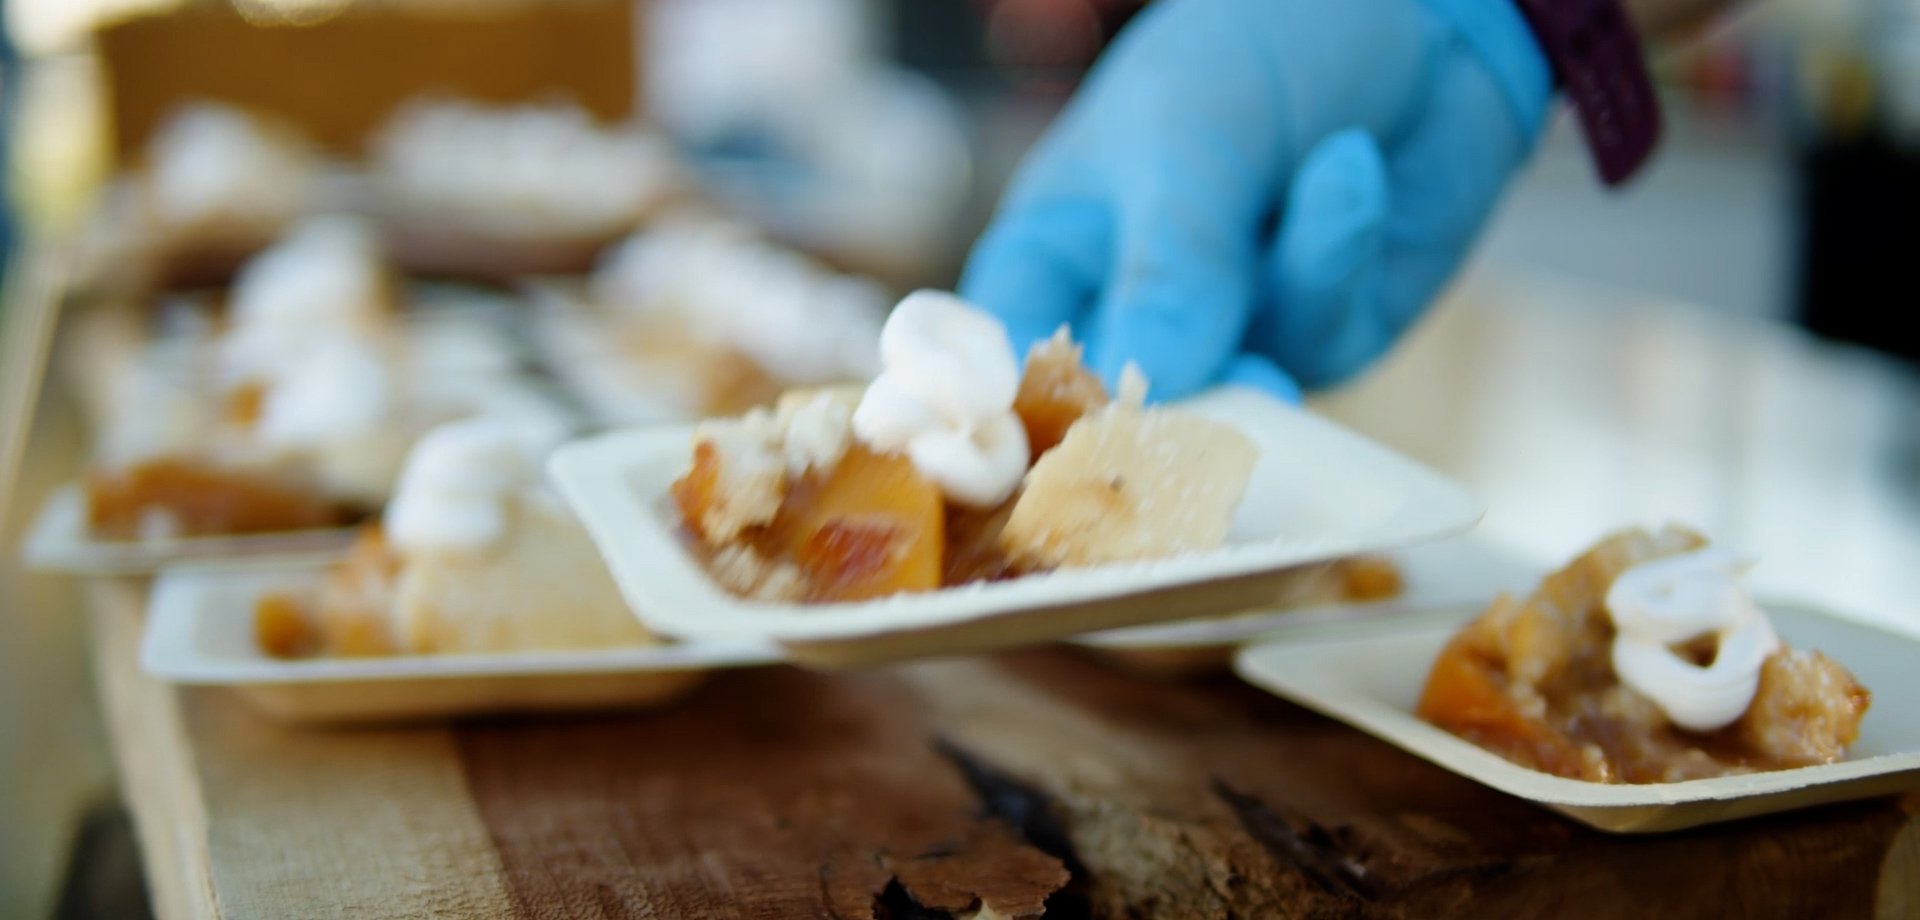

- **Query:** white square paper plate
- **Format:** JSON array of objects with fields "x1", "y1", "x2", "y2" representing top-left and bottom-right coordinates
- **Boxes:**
[
  {"x1": 143, "y1": 565, "x2": 783, "y2": 724},
  {"x1": 549, "y1": 386, "x2": 1484, "y2": 668},
  {"x1": 23, "y1": 484, "x2": 360, "y2": 575},
  {"x1": 1233, "y1": 603, "x2": 1920, "y2": 833},
  {"x1": 1075, "y1": 535, "x2": 1540, "y2": 652}
]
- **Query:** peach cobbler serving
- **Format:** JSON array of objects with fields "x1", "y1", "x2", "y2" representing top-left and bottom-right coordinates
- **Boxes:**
[
  {"x1": 1417, "y1": 526, "x2": 1871, "y2": 783},
  {"x1": 670, "y1": 291, "x2": 1259, "y2": 603},
  {"x1": 86, "y1": 217, "x2": 549, "y2": 542},
  {"x1": 255, "y1": 416, "x2": 659, "y2": 659}
]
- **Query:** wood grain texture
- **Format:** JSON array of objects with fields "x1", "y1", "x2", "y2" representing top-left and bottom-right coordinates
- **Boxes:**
[
  {"x1": 911, "y1": 649, "x2": 1920, "y2": 919},
  {"x1": 454, "y1": 667, "x2": 1067, "y2": 919},
  {"x1": 89, "y1": 580, "x2": 217, "y2": 920},
  {"x1": 90, "y1": 582, "x2": 519, "y2": 920},
  {"x1": 188, "y1": 700, "x2": 519, "y2": 919}
]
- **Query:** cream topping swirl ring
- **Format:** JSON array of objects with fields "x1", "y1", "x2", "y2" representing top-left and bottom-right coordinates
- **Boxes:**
[{"x1": 1605, "y1": 547, "x2": 1781, "y2": 733}]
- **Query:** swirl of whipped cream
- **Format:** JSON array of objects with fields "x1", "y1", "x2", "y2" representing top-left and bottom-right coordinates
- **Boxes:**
[
  {"x1": 384, "y1": 415, "x2": 571, "y2": 554},
  {"x1": 852, "y1": 291, "x2": 1028, "y2": 507},
  {"x1": 1605, "y1": 546, "x2": 1781, "y2": 733}
]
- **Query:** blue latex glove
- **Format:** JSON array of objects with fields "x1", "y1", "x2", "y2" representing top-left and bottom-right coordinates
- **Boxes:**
[{"x1": 961, "y1": 0, "x2": 1552, "y2": 401}]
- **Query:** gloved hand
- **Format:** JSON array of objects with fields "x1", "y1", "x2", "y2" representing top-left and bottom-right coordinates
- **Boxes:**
[{"x1": 961, "y1": 0, "x2": 1552, "y2": 401}]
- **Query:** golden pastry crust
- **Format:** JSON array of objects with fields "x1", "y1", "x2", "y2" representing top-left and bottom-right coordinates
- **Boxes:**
[
  {"x1": 259, "y1": 504, "x2": 659, "y2": 659},
  {"x1": 392, "y1": 500, "x2": 657, "y2": 654},
  {"x1": 1001, "y1": 403, "x2": 1257, "y2": 568}
]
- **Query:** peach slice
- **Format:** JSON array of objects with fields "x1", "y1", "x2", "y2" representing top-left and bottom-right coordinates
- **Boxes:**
[
  {"x1": 253, "y1": 593, "x2": 322, "y2": 659},
  {"x1": 671, "y1": 441, "x2": 725, "y2": 542},
  {"x1": 314, "y1": 527, "x2": 405, "y2": 656},
  {"x1": 1338, "y1": 556, "x2": 1404, "y2": 602},
  {"x1": 761, "y1": 444, "x2": 944, "y2": 602},
  {"x1": 1417, "y1": 631, "x2": 1588, "y2": 779}
]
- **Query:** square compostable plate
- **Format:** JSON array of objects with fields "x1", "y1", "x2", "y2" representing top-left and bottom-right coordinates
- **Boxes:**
[
  {"x1": 1232, "y1": 603, "x2": 1920, "y2": 833},
  {"x1": 550, "y1": 386, "x2": 1484, "y2": 668}
]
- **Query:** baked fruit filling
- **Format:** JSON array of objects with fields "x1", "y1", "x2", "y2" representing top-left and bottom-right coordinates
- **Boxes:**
[
  {"x1": 1416, "y1": 526, "x2": 1870, "y2": 783},
  {"x1": 670, "y1": 292, "x2": 1260, "y2": 604},
  {"x1": 87, "y1": 460, "x2": 365, "y2": 539}
]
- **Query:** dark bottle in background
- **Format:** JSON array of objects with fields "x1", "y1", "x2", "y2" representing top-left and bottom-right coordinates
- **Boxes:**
[
  {"x1": 1796, "y1": 130, "x2": 1920, "y2": 366},
  {"x1": 1789, "y1": 10, "x2": 1920, "y2": 367}
]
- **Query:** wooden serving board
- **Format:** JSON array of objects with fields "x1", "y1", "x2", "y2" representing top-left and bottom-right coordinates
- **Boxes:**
[{"x1": 90, "y1": 577, "x2": 1918, "y2": 920}]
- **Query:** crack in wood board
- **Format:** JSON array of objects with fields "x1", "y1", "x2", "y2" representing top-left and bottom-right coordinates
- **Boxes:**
[
  {"x1": 935, "y1": 738, "x2": 1094, "y2": 919},
  {"x1": 874, "y1": 876, "x2": 955, "y2": 920},
  {"x1": 1212, "y1": 778, "x2": 1381, "y2": 902}
]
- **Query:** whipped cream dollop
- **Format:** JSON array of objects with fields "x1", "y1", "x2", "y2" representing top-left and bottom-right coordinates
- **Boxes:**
[
  {"x1": 146, "y1": 102, "x2": 314, "y2": 230},
  {"x1": 252, "y1": 334, "x2": 394, "y2": 452},
  {"x1": 384, "y1": 414, "x2": 571, "y2": 554},
  {"x1": 373, "y1": 99, "x2": 677, "y2": 236},
  {"x1": 221, "y1": 215, "x2": 388, "y2": 383},
  {"x1": 591, "y1": 215, "x2": 885, "y2": 383},
  {"x1": 1606, "y1": 547, "x2": 1782, "y2": 733},
  {"x1": 852, "y1": 291, "x2": 1028, "y2": 507}
]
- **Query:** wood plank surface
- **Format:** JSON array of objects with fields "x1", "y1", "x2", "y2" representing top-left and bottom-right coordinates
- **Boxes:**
[
  {"x1": 88, "y1": 580, "x2": 218, "y2": 920},
  {"x1": 90, "y1": 570, "x2": 1920, "y2": 918}
]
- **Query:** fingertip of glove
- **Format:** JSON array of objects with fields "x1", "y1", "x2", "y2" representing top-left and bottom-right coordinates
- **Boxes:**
[
  {"x1": 1221, "y1": 353, "x2": 1304, "y2": 405},
  {"x1": 1286, "y1": 131, "x2": 1390, "y2": 259},
  {"x1": 1276, "y1": 131, "x2": 1390, "y2": 300}
]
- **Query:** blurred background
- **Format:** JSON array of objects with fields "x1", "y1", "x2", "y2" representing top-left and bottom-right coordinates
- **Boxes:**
[
  {"x1": 2, "y1": 0, "x2": 1918, "y2": 353},
  {"x1": 0, "y1": 0, "x2": 1916, "y2": 916}
]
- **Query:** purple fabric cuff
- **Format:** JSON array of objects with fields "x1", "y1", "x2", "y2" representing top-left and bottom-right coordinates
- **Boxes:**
[{"x1": 1513, "y1": 0, "x2": 1664, "y2": 185}]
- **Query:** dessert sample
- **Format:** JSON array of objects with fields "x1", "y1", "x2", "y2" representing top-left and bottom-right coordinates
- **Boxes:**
[
  {"x1": 256, "y1": 416, "x2": 659, "y2": 658},
  {"x1": 370, "y1": 98, "x2": 680, "y2": 274},
  {"x1": 1417, "y1": 526, "x2": 1871, "y2": 783},
  {"x1": 138, "y1": 102, "x2": 322, "y2": 271},
  {"x1": 670, "y1": 291, "x2": 1258, "y2": 604},
  {"x1": 544, "y1": 214, "x2": 888, "y2": 421},
  {"x1": 85, "y1": 217, "x2": 550, "y2": 541}
]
